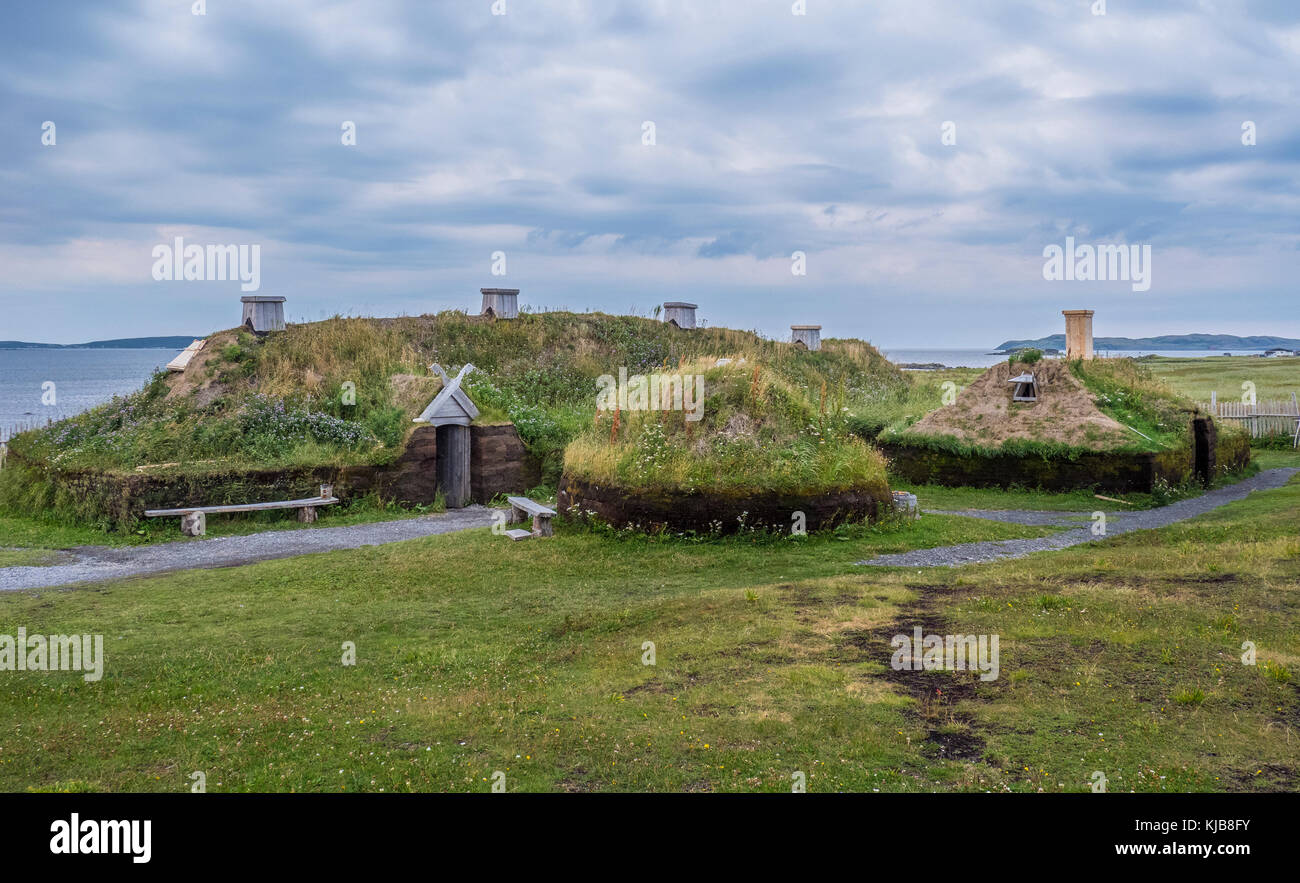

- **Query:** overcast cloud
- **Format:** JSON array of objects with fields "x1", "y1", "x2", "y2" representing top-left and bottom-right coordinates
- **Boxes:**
[{"x1": 1, "y1": 0, "x2": 1297, "y2": 345}]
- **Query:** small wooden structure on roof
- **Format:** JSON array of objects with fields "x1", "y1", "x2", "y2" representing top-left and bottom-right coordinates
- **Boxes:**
[
  {"x1": 1008, "y1": 372, "x2": 1038, "y2": 402},
  {"x1": 413, "y1": 364, "x2": 479, "y2": 508},
  {"x1": 241, "y1": 296, "x2": 286, "y2": 334},
  {"x1": 791, "y1": 325, "x2": 822, "y2": 351},
  {"x1": 480, "y1": 288, "x2": 519, "y2": 319},
  {"x1": 663, "y1": 302, "x2": 698, "y2": 329}
]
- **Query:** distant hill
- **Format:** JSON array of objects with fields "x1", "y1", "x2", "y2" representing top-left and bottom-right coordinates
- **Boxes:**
[
  {"x1": 0, "y1": 336, "x2": 198, "y2": 350},
  {"x1": 995, "y1": 333, "x2": 1300, "y2": 352}
]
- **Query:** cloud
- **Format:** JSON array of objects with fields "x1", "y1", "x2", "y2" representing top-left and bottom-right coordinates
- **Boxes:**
[{"x1": 0, "y1": 0, "x2": 1297, "y2": 344}]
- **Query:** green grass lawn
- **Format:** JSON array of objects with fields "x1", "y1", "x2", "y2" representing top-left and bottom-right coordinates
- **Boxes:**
[
  {"x1": 935, "y1": 472, "x2": 1300, "y2": 793},
  {"x1": 0, "y1": 468, "x2": 1295, "y2": 793},
  {"x1": 1251, "y1": 448, "x2": 1300, "y2": 470},
  {"x1": 0, "y1": 513, "x2": 1055, "y2": 793},
  {"x1": 0, "y1": 548, "x2": 59, "y2": 567},
  {"x1": 1145, "y1": 355, "x2": 1300, "y2": 405},
  {"x1": 891, "y1": 481, "x2": 1159, "y2": 512}
]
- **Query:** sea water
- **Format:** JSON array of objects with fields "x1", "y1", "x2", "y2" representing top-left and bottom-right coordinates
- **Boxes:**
[{"x1": 0, "y1": 348, "x2": 171, "y2": 440}]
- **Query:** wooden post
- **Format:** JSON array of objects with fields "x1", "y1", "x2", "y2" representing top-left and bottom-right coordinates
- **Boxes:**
[
  {"x1": 297, "y1": 506, "x2": 318, "y2": 523},
  {"x1": 438, "y1": 424, "x2": 471, "y2": 508},
  {"x1": 1193, "y1": 416, "x2": 1216, "y2": 487},
  {"x1": 181, "y1": 512, "x2": 206, "y2": 537}
]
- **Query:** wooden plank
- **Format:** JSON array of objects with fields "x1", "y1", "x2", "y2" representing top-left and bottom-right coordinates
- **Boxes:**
[
  {"x1": 144, "y1": 497, "x2": 339, "y2": 517},
  {"x1": 166, "y1": 339, "x2": 206, "y2": 372},
  {"x1": 506, "y1": 495, "x2": 556, "y2": 516},
  {"x1": 414, "y1": 363, "x2": 479, "y2": 425}
]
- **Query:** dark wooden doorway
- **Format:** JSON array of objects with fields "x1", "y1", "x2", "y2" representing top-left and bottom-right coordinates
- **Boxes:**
[
  {"x1": 1193, "y1": 417, "x2": 1216, "y2": 487},
  {"x1": 436, "y1": 424, "x2": 471, "y2": 508}
]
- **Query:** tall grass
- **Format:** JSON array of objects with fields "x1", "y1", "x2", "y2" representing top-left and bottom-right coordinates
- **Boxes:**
[
  {"x1": 1071, "y1": 358, "x2": 1222, "y2": 449},
  {"x1": 562, "y1": 361, "x2": 890, "y2": 495}
]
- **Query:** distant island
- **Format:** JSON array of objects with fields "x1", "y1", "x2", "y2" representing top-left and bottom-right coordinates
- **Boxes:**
[
  {"x1": 0, "y1": 336, "x2": 198, "y2": 350},
  {"x1": 995, "y1": 333, "x2": 1300, "y2": 352}
]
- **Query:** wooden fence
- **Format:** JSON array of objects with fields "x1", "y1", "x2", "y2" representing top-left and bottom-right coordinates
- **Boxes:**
[
  {"x1": 1200, "y1": 392, "x2": 1300, "y2": 443},
  {"x1": 2, "y1": 418, "x2": 51, "y2": 444}
]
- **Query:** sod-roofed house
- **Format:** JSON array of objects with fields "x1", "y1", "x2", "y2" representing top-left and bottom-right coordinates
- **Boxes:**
[{"x1": 879, "y1": 356, "x2": 1249, "y2": 492}]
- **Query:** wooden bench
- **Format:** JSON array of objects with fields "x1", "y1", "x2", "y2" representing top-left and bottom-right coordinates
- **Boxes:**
[
  {"x1": 145, "y1": 484, "x2": 340, "y2": 536},
  {"x1": 505, "y1": 495, "x2": 557, "y2": 539}
]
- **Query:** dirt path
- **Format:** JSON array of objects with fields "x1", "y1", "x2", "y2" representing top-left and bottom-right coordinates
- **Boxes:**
[
  {"x1": 0, "y1": 506, "x2": 497, "y2": 591},
  {"x1": 857, "y1": 468, "x2": 1297, "y2": 568}
]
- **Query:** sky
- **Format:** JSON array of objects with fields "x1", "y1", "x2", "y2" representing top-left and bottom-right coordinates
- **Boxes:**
[{"x1": 1, "y1": 0, "x2": 1297, "y2": 347}]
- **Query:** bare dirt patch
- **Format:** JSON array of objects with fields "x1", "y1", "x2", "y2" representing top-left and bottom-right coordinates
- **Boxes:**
[
  {"x1": 164, "y1": 328, "x2": 241, "y2": 406},
  {"x1": 840, "y1": 584, "x2": 994, "y2": 762}
]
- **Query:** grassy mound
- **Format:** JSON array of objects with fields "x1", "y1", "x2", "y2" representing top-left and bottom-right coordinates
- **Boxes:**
[
  {"x1": 2, "y1": 311, "x2": 906, "y2": 503},
  {"x1": 563, "y1": 360, "x2": 889, "y2": 496},
  {"x1": 883, "y1": 357, "x2": 1238, "y2": 458}
]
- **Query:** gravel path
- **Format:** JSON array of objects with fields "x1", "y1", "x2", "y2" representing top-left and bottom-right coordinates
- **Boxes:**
[
  {"x1": 3, "y1": 469, "x2": 1293, "y2": 588},
  {"x1": 0, "y1": 506, "x2": 497, "y2": 591},
  {"x1": 857, "y1": 468, "x2": 1297, "y2": 569}
]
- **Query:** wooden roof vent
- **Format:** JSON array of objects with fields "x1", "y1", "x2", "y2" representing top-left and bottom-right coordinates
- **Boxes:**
[
  {"x1": 662, "y1": 302, "x2": 697, "y2": 329},
  {"x1": 791, "y1": 325, "x2": 822, "y2": 351},
  {"x1": 240, "y1": 296, "x2": 286, "y2": 334},
  {"x1": 480, "y1": 288, "x2": 519, "y2": 319},
  {"x1": 1008, "y1": 372, "x2": 1038, "y2": 402}
]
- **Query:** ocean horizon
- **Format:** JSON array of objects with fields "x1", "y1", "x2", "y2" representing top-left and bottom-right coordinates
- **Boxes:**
[
  {"x1": 880, "y1": 347, "x2": 1274, "y2": 369},
  {"x1": 0, "y1": 347, "x2": 173, "y2": 441}
]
